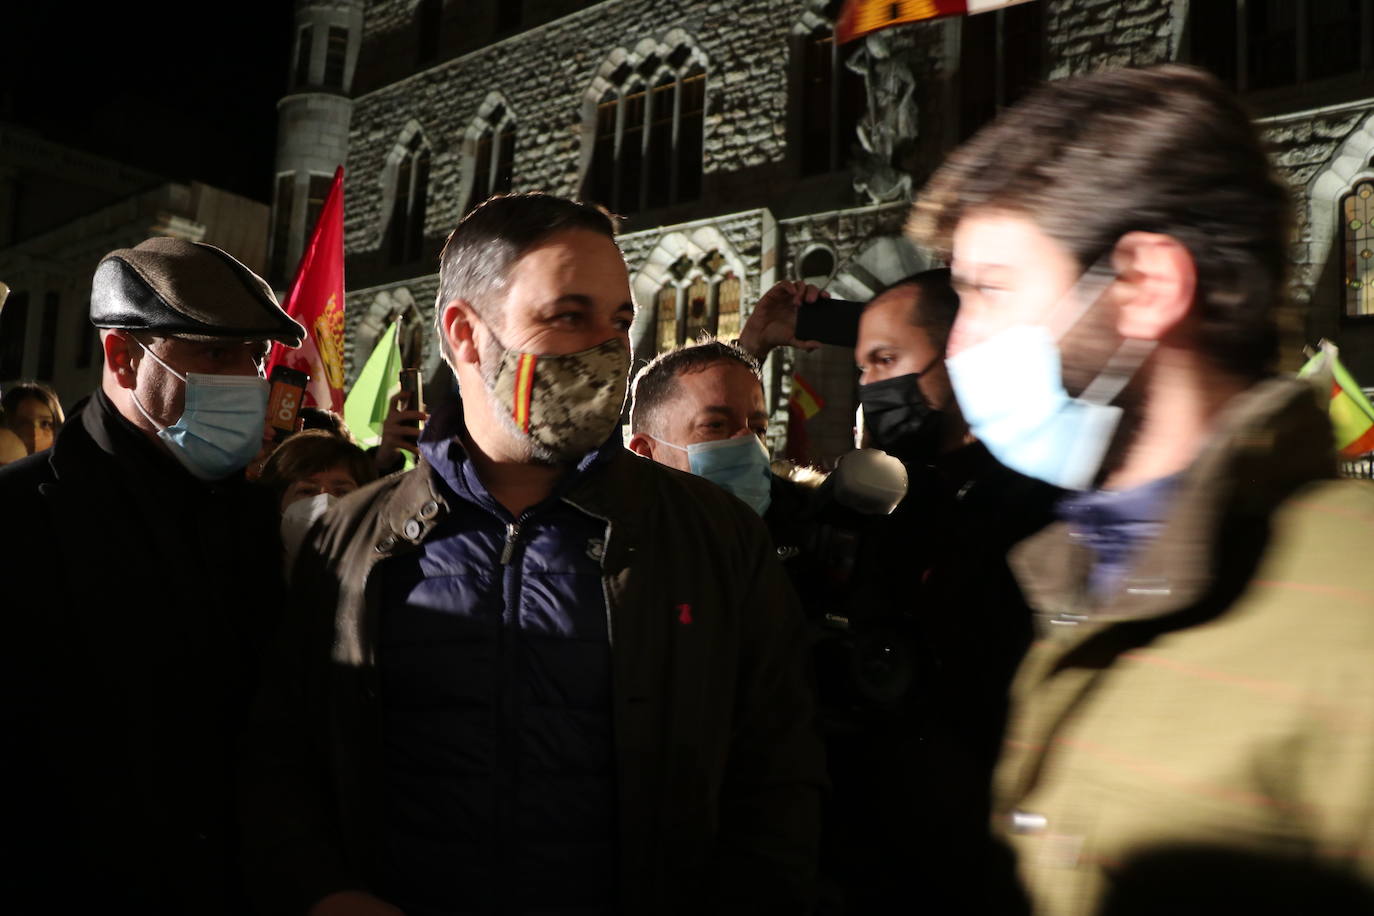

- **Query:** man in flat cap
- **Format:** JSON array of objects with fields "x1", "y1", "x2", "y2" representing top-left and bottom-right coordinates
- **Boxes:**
[{"x1": 0, "y1": 238, "x2": 304, "y2": 913}]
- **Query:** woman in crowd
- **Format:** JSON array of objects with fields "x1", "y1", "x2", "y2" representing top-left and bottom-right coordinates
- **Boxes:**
[
  {"x1": 2, "y1": 382, "x2": 64, "y2": 456},
  {"x1": 256, "y1": 429, "x2": 377, "y2": 572}
]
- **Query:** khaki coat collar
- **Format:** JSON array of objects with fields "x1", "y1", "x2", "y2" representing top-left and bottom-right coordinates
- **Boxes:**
[{"x1": 1011, "y1": 377, "x2": 1337, "y2": 630}]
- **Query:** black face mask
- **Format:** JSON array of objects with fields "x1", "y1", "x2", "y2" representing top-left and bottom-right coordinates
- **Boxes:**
[{"x1": 859, "y1": 371, "x2": 944, "y2": 464}]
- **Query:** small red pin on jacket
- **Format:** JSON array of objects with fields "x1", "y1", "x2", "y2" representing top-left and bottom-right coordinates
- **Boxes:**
[{"x1": 676, "y1": 603, "x2": 693, "y2": 625}]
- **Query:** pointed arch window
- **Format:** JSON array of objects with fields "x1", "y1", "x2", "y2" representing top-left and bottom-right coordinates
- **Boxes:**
[
  {"x1": 1345, "y1": 178, "x2": 1374, "y2": 317},
  {"x1": 584, "y1": 54, "x2": 705, "y2": 215},
  {"x1": 684, "y1": 275, "x2": 712, "y2": 342},
  {"x1": 270, "y1": 173, "x2": 295, "y2": 283},
  {"x1": 1189, "y1": 1, "x2": 1374, "y2": 94},
  {"x1": 716, "y1": 273, "x2": 741, "y2": 341},
  {"x1": 294, "y1": 25, "x2": 313, "y2": 88},
  {"x1": 796, "y1": 23, "x2": 865, "y2": 176},
  {"x1": 959, "y1": 1, "x2": 1044, "y2": 139},
  {"x1": 388, "y1": 134, "x2": 430, "y2": 265},
  {"x1": 467, "y1": 108, "x2": 516, "y2": 213},
  {"x1": 323, "y1": 26, "x2": 349, "y2": 90},
  {"x1": 654, "y1": 250, "x2": 741, "y2": 353},
  {"x1": 656, "y1": 284, "x2": 679, "y2": 352}
]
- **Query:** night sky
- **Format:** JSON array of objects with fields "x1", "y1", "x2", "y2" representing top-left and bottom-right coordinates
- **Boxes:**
[{"x1": 2, "y1": 1, "x2": 296, "y2": 203}]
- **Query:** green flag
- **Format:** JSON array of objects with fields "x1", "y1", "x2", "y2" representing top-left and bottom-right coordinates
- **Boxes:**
[{"x1": 343, "y1": 321, "x2": 402, "y2": 448}]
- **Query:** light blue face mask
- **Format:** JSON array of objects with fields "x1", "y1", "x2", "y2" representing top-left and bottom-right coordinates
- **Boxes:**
[
  {"x1": 655, "y1": 434, "x2": 773, "y2": 516},
  {"x1": 945, "y1": 263, "x2": 1156, "y2": 492},
  {"x1": 130, "y1": 341, "x2": 269, "y2": 481}
]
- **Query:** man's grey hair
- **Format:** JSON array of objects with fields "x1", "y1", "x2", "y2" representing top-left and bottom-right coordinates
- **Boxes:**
[{"x1": 434, "y1": 192, "x2": 620, "y2": 363}]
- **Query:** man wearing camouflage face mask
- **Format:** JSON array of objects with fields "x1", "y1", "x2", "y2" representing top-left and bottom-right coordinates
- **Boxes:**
[{"x1": 243, "y1": 193, "x2": 824, "y2": 916}]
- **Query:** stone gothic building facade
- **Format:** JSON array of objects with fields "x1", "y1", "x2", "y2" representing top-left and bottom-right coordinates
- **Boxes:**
[{"x1": 270, "y1": 0, "x2": 1374, "y2": 464}]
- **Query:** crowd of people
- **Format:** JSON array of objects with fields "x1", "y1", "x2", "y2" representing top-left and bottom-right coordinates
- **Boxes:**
[{"x1": 3, "y1": 64, "x2": 1374, "y2": 916}]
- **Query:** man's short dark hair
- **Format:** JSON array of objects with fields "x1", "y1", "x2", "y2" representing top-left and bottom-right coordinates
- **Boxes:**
[
  {"x1": 909, "y1": 65, "x2": 1290, "y2": 380},
  {"x1": 864, "y1": 268, "x2": 959, "y2": 356},
  {"x1": 435, "y1": 192, "x2": 620, "y2": 361},
  {"x1": 629, "y1": 338, "x2": 762, "y2": 436}
]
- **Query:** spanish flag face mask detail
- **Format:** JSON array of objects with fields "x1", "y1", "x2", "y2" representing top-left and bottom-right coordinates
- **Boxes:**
[{"x1": 485, "y1": 336, "x2": 631, "y2": 463}]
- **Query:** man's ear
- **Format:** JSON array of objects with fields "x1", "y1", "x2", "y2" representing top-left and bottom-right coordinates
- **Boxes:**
[
  {"x1": 103, "y1": 331, "x2": 139, "y2": 390},
  {"x1": 1111, "y1": 231, "x2": 1197, "y2": 342},
  {"x1": 440, "y1": 299, "x2": 482, "y2": 366},
  {"x1": 626, "y1": 432, "x2": 657, "y2": 461}
]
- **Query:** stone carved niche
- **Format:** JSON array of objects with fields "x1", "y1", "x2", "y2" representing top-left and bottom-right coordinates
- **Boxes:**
[
  {"x1": 846, "y1": 30, "x2": 920, "y2": 205},
  {"x1": 350, "y1": 286, "x2": 433, "y2": 384}
]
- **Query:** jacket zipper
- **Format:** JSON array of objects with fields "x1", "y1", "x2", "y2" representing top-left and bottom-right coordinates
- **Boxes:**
[
  {"x1": 496, "y1": 515, "x2": 525, "y2": 894},
  {"x1": 500, "y1": 521, "x2": 521, "y2": 565}
]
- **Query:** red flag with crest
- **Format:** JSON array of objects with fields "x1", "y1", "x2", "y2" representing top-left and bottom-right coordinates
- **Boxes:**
[{"x1": 265, "y1": 165, "x2": 347, "y2": 412}]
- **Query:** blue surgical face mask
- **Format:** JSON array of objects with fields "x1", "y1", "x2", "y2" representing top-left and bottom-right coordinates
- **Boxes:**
[
  {"x1": 130, "y1": 340, "x2": 269, "y2": 481},
  {"x1": 655, "y1": 434, "x2": 773, "y2": 516},
  {"x1": 945, "y1": 262, "x2": 1156, "y2": 492}
]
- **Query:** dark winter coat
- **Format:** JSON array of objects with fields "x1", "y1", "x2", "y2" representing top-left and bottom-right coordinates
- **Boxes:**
[
  {"x1": 0, "y1": 388, "x2": 286, "y2": 914},
  {"x1": 240, "y1": 403, "x2": 825, "y2": 916}
]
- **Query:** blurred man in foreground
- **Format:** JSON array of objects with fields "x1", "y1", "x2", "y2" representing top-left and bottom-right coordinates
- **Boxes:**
[
  {"x1": 242, "y1": 193, "x2": 822, "y2": 916},
  {"x1": 910, "y1": 64, "x2": 1374, "y2": 914},
  {"x1": 0, "y1": 238, "x2": 302, "y2": 912}
]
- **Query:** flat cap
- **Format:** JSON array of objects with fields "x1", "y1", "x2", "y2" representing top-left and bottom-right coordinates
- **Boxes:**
[{"x1": 91, "y1": 237, "x2": 305, "y2": 347}]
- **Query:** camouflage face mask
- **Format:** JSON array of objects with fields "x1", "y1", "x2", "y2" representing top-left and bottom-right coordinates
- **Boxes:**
[{"x1": 487, "y1": 336, "x2": 631, "y2": 461}]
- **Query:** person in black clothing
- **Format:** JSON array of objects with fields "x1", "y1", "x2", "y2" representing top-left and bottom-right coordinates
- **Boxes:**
[
  {"x1": 0, "y1": 237, "x2": 304, "y2": 914},
  {"x1": 740, "y1": 269, "x2": 1060, "y2": 913}
]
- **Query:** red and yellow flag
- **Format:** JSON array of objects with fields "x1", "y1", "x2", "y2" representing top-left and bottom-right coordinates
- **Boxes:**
[
  {"x1": 837, "y1": 0, "x2": 1036, "y2": 44},
  {"x1": 266, "y1": 165, "x2": 347, "y2": 412},
  {"x1": 1298, "y1": 340, "x2": 1374, "y2": 457},
  {"x1": 791, "y1": 372, "x2": 827, "y2": 420}
]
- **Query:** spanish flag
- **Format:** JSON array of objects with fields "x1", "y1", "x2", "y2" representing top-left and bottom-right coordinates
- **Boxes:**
[
  {"x1": 1298, "y1": 339, "x2": 1374, "y2": 457},
  {"x1": 837, "y1": 0, "x2": 1037, "y2": 44},
  {"x1": 791, "y1": 372, "x2": 827, "y2": 420}
]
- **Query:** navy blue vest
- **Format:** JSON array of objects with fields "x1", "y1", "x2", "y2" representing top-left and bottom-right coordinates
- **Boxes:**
[{"x1": 376, "y1": 433, "x2": 617, "y2": 915}]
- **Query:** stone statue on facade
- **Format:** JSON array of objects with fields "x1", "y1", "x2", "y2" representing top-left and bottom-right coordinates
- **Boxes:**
[{"x1": 847, "y1": 31, "x2": 919, "y2": 205}]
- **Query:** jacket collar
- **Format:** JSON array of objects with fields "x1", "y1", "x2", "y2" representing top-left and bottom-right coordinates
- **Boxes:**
[
  {"x1": 50, "y1": 387, "x2": 215, "y2": 496},
  {"x1": 374, "y1": 395, "x2": 631, "y2": 553},
  {"x1": 1011, "y1": 377, "x2": 1336, "y2": 629}
]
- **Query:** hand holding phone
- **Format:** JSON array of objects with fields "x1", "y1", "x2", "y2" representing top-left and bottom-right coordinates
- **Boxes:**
[
  {"x1": 738, "y1": 280, "x2": 833, "y2": 361},
  {"x1": 376, "y1": 369, "x2": 428, "y2": 472},
  {"x1": 398, "y1": 368, "x2": 424, "y2": 428},
  {"x1": 795, "y1": 298, "x2": 864, "y2": 349}
]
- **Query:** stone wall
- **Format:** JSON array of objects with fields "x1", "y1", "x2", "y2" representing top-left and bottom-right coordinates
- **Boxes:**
[
  {"x1": 1044, "y1": 0, "x2": 1180, "y2": 79},
  {"x1": 331, "y1": 0, "x2": 1374, "y2": 443},
  {"x1": 1266, "y1": 110, "x2": 1372, "y2": 297},
  {"x1": 344, "y1": 0, "x2": 809, "y2": 270}
]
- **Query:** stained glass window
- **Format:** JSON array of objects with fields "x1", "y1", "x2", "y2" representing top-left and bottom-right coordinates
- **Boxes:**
[
  {"x1": 1345, "y1": 179, "x2": 1374, "y2": 317},
  {"x1": 656, "y1": 284, "x2": 679, "y2": 353},
  {"x1": 685, "y1": 276, "x2": 711, "y2": 343},
  {"x1": 716, "y1": 273, "x2": 741, "y2": 341}
]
